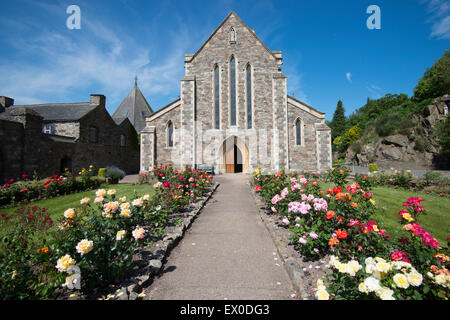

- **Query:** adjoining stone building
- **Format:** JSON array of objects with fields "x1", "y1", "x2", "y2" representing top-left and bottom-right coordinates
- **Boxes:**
[
  {"x1": 0, "y1": 94, "x2": 140, "y2": 182},
  {"x1": 140, "y1": 11, "x2": 332, "y2": 174}
]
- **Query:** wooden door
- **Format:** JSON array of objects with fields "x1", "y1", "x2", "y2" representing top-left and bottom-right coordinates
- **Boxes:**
[{"x1": 225, "y1": 141, "x2": 234, "y2": 173}]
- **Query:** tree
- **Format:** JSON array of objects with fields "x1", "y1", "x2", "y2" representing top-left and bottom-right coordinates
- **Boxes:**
[
  {"x1": 330, "y1": 100, "x2": 347, "y2": 142},
  {"x1": 413, "y1": 50, "x2": 450, "y2": 102}
]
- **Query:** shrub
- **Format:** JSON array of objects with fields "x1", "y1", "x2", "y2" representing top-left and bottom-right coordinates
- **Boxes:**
[
  {"x1": 105, "y1": 166, "x2": 126, "y2": 182},
  {"x1": 368, "y1": 163, "x2": 378, "y2": 172},
  {"x1": 97, "y1": 168, "x2": 107, "y2": 177}
]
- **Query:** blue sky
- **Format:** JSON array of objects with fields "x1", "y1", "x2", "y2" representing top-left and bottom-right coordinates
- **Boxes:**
[{"x1": 0, "y1": 0, "x2": 449, "y2": 121}]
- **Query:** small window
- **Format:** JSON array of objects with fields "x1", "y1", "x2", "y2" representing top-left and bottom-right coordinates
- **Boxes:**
[
  {"x1": 122, "y1": 110, "x2": 128, "y2": 117},
  {"x1": 120, "y1": 134, "x2": 126, "y2": 147},
  {"x1": 230, "y1": 27, "x2": 236, "y2": 43},
  {"x1": 167, "y1": 121, "x2": 173, "y2": 147},
  {"x1": 43, "y1": 124, "x2": 53, "y2": 134},
  {"x1": 89, "y1": 126, "x2": 99, "y2": 143},
  {"x1": 141, "y1": 111, "x2": 145, "y2": 117},
  {"x1": 295, "y1": 119, "x2": 302, "y2": 146}
]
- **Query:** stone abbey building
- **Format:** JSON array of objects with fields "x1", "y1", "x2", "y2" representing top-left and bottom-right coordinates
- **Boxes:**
[
  {"x1": 141, "y1": 11, "x2": 331, "y2": 174},
  {"x1": 0, "y1": 92, "x2": 144, "y2": 182}
]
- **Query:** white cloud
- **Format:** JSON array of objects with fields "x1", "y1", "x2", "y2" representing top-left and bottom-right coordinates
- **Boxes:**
[
  {"x1": 346, "y1": 72, "x2": 352, "y2": 83},
  {"x1": 425, "y1": 0, "x2": 450, "y2": 39},
  {"x1": 0, "y1": 12, "x2": 189, "y2": 112},
  {"x1": 366, "y1": 83, "x2": 382, "y2": 99}
]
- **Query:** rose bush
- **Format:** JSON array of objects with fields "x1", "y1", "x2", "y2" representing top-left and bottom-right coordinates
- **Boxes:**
[
  {"x1": 252, "y1": 168, "x2": 449, "y2": 300},
  {"x1": 0, "y1": 164, "x2": 214, "y2": 299}
]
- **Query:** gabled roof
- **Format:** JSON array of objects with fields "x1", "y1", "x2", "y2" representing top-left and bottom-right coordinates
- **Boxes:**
[
  {"x1": 112, "y1": 80, "x2": 154, "y2": 133},
  {"x1": 0, "y1": 102, "x2": 97, "y2": 122},
  {"x1": 185, "y1": 11, "x2": 281, "y2": 63},
  {"x1": 287, "y1": 95, "x2": 325, "y2": 119}
]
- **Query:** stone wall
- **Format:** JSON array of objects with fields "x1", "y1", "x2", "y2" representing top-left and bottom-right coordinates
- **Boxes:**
[
  {"x1": 0, "y1": 119, "x2": 25, "y2": 182},
  {"x1": 50, "y1": 122, "x2": 80, "y2": 139}
]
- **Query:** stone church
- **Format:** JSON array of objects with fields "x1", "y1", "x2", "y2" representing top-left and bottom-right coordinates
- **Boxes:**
[{"x1": 140, "y1": 11, "x2": 331, "y2": 174}]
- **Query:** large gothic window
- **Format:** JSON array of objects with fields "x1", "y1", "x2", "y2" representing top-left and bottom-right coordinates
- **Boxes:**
[
  {"x1": 246, "y1": 64, "x2": 252, "y2": 129},
  {"x1": 229, "y1": 56, "x2": 236, "y2": 126},
  {"x1": 167, "y1": 121, "x2": 173, "y2": 147},
  {"x1": 214, "y1": 65, "x2": 220, "y2": 129}
]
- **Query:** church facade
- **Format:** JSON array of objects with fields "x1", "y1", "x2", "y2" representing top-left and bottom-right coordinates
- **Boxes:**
[{"x1": 140, "y1": 11, "x2": 331, "y2": 174}]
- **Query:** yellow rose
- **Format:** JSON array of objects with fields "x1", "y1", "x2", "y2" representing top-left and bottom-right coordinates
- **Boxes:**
[
  {"x1": 369, "y1": 199, "x2": 376, "y2": 206},
  {"x1": 107, "y1": 189, "x2": 116, "y2": 196},
  {"x1": 80, "y1": 197, "x2": 90, "y2": 205},
  {"x1": 116, "y1": 230, "x2": 126, "y2": 241},
  {"x1": 316, "y1": 289, "x2": 329, "y2": 300},
  {"x1": 375, "y1": 261, "x2": 391, "y2": 274},
  {"x1": 407, "y1": 272, "x2": 423, "y2": 287},
  {"x1": 76, "y1": 239, "x2": 93, "y2": 255},
  {"x1": 393, "y1": 273, "x2": 409, "y2": 289},
  {"x1": 358, "y1": 282, "x2": 368, "y2": 293},
  {"x1": 119, "y1": 196, "x2": 127, "y2": 202},
  {"x1": 64, "y1": 208, "x2": 76, "y2": 219},
  {"x1": 56, "y1": 254, "x2": 76, "y2": 272},
  {"x1": 338, "y1": 262, "x2": 347, "y2": 273},
  {"x1": 120, "y1": 209, "x2": 132, "y2": 218},
  {"x1": 96, "y1": 189, "x2": 106, "y2": 197},
  {"x1": 346, "y1": 260, "x2": 362, "y2": 276}
]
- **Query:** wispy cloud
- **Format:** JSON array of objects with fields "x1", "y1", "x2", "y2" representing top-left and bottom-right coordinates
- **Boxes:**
[
  {"x1": 425, "y1": 0, "x2": 450, "y2": 39},
  {"x1": 346, "y1": 72, "x2": 352, "y2": 83},
  {"x1": 0, "y1": 1, "x2": 191, "y2": 111},
  {"x1": 366, "y1": 83, "x2": 382, "y2": 99}
]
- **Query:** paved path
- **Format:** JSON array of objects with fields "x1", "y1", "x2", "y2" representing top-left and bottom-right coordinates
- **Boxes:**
[{"x1": 144, "y1": 173, "x2": 296, "y2": 300}]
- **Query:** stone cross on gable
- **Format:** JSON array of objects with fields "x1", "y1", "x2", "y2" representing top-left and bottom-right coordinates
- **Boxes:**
[{"x1": 134, "y1": 75, "x2": 138, "y2": 85}]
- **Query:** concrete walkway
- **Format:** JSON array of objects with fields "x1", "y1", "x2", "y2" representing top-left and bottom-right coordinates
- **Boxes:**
[{"x1": 144, "y1": 173, "x2": 297, "y2": 300}]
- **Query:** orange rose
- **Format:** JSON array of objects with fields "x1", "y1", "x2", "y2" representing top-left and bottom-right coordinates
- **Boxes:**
[
  {"x1": 313, "y1": 181, "x2": 318, "y2": 187},
  {"x1": 335, "y1": 193, "x2": 345, "y2": 201},
  {"x1": 350, "y1": 202, "x2": 358, "y2": 208},
  {"x1": 329, "y1": 237, "x2": 340, "y2": 246},
  {"x1": 326, "y1": 210, "x2": 336, "y2": 219},
  {"x1": 336, "y1": 216, "x2": 345, "y2": 223},
  {"x1": 339, "y1": 169, "x2": 344, "y2": 174}
]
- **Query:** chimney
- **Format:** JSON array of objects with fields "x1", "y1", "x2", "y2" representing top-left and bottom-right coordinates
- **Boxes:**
[
  {"x1": 0, "y1": 96, "x2": 14, "y2": 112},
  {"x1": 90, "y1": 94, "x2": 105, "y2": 107}
]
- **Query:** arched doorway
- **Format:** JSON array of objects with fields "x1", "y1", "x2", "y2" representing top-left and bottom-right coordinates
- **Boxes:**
[{"x1": 220, "y1": 136, "x2": 249, "y2": 173}]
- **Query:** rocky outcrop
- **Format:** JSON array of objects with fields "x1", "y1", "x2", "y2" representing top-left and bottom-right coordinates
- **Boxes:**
[{"x1": 345, "y1": 95, "x2": 449, "y2": 167}]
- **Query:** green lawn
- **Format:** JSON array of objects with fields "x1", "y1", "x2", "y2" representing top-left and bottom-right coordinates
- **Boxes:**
[
  {"x1": 320, "y1": 182, "x2": 449, "y2": 247},
  {"x1": 1, "y1": 183, "x2": 155, "y2": 223}
]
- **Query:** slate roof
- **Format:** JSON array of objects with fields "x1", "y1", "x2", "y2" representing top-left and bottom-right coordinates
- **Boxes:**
[
  {"x1": 0, "y1": 102, "x2": 96, "y2": 122},
  {"x1": 112, "y1": 80, "x2": 154, "y2": 133}
]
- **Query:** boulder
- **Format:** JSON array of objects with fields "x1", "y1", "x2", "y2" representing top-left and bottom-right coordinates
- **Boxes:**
[
  {"x1": 382, "y1": 134, "x2": 409, "y2": 147},
  {"x1": 380, "y1": 145, "x2": 403, "y2": 161}
]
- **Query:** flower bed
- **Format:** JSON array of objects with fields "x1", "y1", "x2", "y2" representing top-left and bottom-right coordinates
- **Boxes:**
[
  {"x1": 251, "y1": 168, "x2": 449, "y2": 300},
  {"x1": 0, "y1": 165, "x2": 214, "y2": 300},
  {"x1": 0, "y1": 167, "x2": 103, "y2": 207}
]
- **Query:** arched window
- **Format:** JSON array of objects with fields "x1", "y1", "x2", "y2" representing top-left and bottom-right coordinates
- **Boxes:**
[
  {"x1": 295, "y1": 118, "x2": 302, "y2": 146},
  {"x1": 120, "y1": 134, "x2": 126, "y2": 147},
  {"x1": 246, "y1": 64, "x2": 252, "y2": 129},
  {"x1": 229, "y1": 56, "x2": 236, "y2": 126},
  {"x1": 167, "y1": 121, "x2": 173, "y2": 147},
  {"x1": 214, "y1": 65, "x2": 220, "y2": 129}
]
